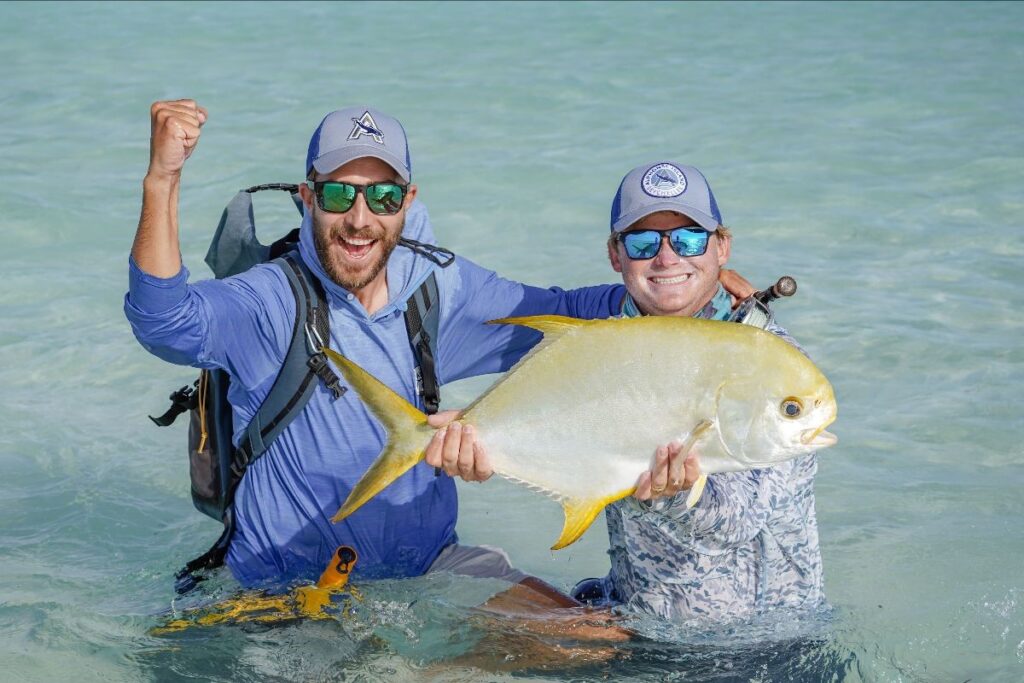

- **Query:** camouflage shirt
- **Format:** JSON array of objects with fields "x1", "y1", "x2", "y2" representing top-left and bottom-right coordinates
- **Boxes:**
[{"x1": 603, "y1": 292, "x2": 826, "y2": 623}]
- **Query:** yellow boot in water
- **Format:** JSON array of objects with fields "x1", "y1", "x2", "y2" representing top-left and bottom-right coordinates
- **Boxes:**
[{"x1": 152, "y1": 546, "x2": 359, "y2": 634}]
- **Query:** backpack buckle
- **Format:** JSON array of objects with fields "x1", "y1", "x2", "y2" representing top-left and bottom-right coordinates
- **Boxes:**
[{"x1": 307, "y1": 353, "x2": 347, "y2": 400}]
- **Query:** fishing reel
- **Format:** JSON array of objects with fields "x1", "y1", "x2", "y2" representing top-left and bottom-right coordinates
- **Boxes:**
[{"x1": 728, "y1": 276, "x2": 797, "y2": 329}]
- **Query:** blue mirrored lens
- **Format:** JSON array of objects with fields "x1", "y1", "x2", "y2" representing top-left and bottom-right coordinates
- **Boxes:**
[
  {"x1": 621, "y1": 227, "x2": 711, "y2": 260},
  {"x1": 668, "y1": 228, "x2": 710, "y2": 257},
  {"x1": 622, "y1": 231, "x2": 662, "y2": 259}
]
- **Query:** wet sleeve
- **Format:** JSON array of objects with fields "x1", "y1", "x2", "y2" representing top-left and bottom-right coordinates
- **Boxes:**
[
  {"x1": 124, "y1": 257, "x2": 292, "y2": 388},
  {"x1": 434, "y1": 257, "x2": 624, "y2": 384},
  {"x1": 646, "y1": 467, "x2": 780, "y2": 551}
]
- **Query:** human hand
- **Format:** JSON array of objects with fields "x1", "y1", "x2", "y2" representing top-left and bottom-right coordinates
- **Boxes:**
[
  {"x1": 425, "y1": 410, "x2": 493, "y2": 482},
  {"x1": 719, "y1": 269, "x2": 756, "y2": 307},
  {"x1": 633, "y1": 442, "x2": 701, "y2": 501},
  {"x1": 147, "y1": 99, "x2": 208, "y2": 180}
]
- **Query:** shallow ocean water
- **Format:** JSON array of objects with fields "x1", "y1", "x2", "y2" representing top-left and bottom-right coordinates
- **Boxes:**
[{"x1": 1, "y1": 1, "x2": 1022, "y2": 680}]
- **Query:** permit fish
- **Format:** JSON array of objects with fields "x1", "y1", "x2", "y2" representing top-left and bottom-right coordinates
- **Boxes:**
[{"x1": 324, "y1": 315, "x2": 837, "y2": 550}]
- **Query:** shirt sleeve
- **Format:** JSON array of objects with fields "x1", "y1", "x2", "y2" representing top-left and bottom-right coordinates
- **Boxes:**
[
  {"x1": 124, "y1": 257, "x2": 293, "y2": 390},
  {"x1": 435, "y1": 257, "x2": 624, "y2": 384},
  {"x1": 645, "y1": 453, "x2": 817, "y2": 553},
  {"x1": 645, "y1": 468, "x2": 775, "y2": 550}
]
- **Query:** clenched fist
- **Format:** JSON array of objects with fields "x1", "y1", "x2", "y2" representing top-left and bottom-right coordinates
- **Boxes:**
[{"x1": 147, "y1": 99, "x2": 207, "y2": 180}]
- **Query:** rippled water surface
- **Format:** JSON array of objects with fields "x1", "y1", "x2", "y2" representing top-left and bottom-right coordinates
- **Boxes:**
[{"x1": 1, "y1": 1, "x2": 1022, "y2": 680}]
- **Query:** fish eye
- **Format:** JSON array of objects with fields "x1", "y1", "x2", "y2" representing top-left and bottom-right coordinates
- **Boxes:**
[{"x1": 781, "y1": 398, "x2": 803, "y2": 419}]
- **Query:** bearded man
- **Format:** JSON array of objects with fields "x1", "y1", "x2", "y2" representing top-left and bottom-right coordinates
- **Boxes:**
[{"x1": 126, "y1": 100, "x2": 633, "y2": 593}]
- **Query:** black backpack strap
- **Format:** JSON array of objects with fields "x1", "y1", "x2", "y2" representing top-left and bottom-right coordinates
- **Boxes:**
[
  {"x1": 175, "y1": 250, "x2": 344, "y2": 593},
  {"x1": 403, "y1": 272, "x2": 442, "y2": 415},
  {"x1": 235, "y1": 251, "x2": 344, "y2": 467}
]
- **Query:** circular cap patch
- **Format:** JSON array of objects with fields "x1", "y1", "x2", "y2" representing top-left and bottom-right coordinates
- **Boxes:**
[{"x1": 641, "y1": 163, "x2": 687, "y2": 198}]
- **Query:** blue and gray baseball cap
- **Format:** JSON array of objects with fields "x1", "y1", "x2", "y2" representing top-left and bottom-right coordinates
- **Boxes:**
[
  {"x1": 610, "y1": 161, "x2": 722, "y2": 233},
  {"x1": 305, "y1": 106, "x2": 412, "y2": 182}
]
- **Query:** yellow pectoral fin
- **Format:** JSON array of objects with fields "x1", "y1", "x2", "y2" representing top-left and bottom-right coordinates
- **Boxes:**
[
  {"x1": 487, "y1": 315, "x2": 594, "y2": 340},
  {"x1": 685, "y1": 473, "x2": 708, "y2": 509},
  {"x1": 552, "y1": 488, "x2": 635, "y2": 550},
  {"x1": 675, "y1": 419, "x2": 713, "y2": 509}
]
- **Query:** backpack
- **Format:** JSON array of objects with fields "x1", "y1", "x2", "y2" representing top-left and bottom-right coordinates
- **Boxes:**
[{"x1": 148, "y1": 183, "x2": 453, "y2": 593}]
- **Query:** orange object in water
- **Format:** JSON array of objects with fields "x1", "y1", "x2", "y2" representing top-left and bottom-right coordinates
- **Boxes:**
[
  {"x1": 317, "y1": 546, "x2": 358, "y2": 589},
  {"x1": 153, "y1": 545, "x2": 360, "y2": 633},
  {"x1": 295, "y1": 545, "x2": 360, "y2": 616}
]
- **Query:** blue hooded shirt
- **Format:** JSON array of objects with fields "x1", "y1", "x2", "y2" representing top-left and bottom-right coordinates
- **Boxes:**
[{"x1": 125, "y1": 200, "x2": 623, "y2": 586}]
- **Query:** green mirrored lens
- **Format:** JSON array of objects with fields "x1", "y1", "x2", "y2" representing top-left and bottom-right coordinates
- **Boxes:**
[
  {"x1": 320, "y1": 183, "x2": 356, "y2": 212},
  {"x1": 365, "y1": 183, "x2": 406, "y2": 215},
  {"x1": 668, "y1": 228, "x2": 710, "y2": 257}
]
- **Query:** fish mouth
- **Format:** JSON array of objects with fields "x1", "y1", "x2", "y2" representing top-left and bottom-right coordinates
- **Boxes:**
[
  {"x1": 801, "y1": 429, "x2": 838, "y2": 448},
  {"x1": 800, "y1": 415, "x2": 838, "y2": 448}
]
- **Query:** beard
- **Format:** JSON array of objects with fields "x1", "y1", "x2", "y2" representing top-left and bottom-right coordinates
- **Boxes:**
[{"x1": 312, "y1": 217, "x2": 403, "y2": 291}]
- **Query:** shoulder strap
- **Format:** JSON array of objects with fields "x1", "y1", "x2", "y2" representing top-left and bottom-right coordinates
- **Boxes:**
[
  {"x1": 235, "y1": 251, "x2": 344, "y2": 469},
  {"x1": 175, "y1": 250, "x2": 344, "y2": 592},
  {"x1": 403, "y1": 272, "x2": 441, "y2": 415}
]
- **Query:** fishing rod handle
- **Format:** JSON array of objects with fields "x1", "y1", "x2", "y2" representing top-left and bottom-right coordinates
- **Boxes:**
[{"x1": 755, "y1": 276, "x2": 797, "y2": 304}]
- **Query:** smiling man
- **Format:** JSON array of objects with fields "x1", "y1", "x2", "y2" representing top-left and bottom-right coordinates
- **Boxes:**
[
  {"x1": 125, "y1": 100, "x2": 625, "y2": 592},
  {"x1": 575, "y1": 161, "x2": 827, "y2": 624},
  {"x1": 427, "y1": 161, "x2": 827, "y2": 625}
]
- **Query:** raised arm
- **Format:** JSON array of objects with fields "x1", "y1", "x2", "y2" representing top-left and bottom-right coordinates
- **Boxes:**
[
  {"x1": 132, "y1": 99, "x2": 207, "y2": 278},
  {"x1": 125, "y1": 101, "x2": 290, "y2": 382}
]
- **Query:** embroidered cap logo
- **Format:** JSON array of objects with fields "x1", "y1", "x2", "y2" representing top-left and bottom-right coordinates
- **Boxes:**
[
  {"x1": 641, "y1": 163, "x2": 687, "y2": 198},
  {"x1": 347, "y1": 111, "x2": 385, "y2": 145}
]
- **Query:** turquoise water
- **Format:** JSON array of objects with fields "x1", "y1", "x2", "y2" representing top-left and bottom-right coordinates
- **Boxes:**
[{"x1": 1, "y1": 1, "x2": 1022, "y2": 680}]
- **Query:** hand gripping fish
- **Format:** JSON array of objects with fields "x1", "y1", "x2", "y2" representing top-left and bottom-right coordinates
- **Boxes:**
[{"x1": 324, "y1": 315, "x2": 838, "y2": 550}]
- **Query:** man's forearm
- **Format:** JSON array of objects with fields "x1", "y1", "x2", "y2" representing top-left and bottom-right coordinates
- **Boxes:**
[
  {"x1": 132, "y1": 99, "x2": 206, "y2": 277},
  {"x1": 132, "y1": 173, "x2": 183, "y2": 278}
]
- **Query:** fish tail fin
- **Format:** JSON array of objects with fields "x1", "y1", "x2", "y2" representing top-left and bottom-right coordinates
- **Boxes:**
[
  {"x1": 322, "y1": 348, "x2": 431, "y2": 522},
  {"x1": 552, "y1": 488, "x2": 635, "y2": 550}
]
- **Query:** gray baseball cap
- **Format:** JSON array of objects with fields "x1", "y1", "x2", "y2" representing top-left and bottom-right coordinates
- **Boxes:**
[
  {"x1": 610, "y1": 161, "x2": 722, "y2": 233},
  {"x1": 305, "y1": 106, "x2": 412, "y2": 182}
]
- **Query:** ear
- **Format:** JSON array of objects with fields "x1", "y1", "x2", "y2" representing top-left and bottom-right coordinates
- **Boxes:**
[
  {"x1": 715, "y1": 231, "x2": 731, "y2": 267},
  {"x1": 608, "y1": 238, "x2": 624, "y2": 274},
  {"x1": 298, "y1": 182, "x2": 315, "y2": 214},
  {"x1": 404, "y1": 183, "x2": 418, "y2": 206}
]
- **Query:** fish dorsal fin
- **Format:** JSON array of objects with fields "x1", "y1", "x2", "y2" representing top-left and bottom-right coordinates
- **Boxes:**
[
  {"x1": 552, "y1": 487, "x2": 635, "y2": 550},
  {"x1": 487, "y1": 315, "x2": 594, "y2": 341}
]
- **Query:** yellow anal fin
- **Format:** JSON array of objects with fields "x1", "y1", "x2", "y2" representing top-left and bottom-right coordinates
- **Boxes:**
[
  {"x1": 322, "y1": 347, "x2": 433, "y2": 522},
  {"x1": 552, "y1": 487, "x2": 634, "y2": 550},
  {"x1": 487, "y1": 314, "x2": 594, "y2": 340}
]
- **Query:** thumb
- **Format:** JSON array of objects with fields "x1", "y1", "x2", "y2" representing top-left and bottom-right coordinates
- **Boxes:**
[{"x1": 426, "y1": 409, "x2": 461, "y2": 428}]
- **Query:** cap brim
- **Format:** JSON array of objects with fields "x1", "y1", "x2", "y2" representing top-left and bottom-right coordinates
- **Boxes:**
[
  {"x1": 611, "y1": 201, "x2": 719, "y2": 233},
  {"x1": 311, "y1": 145, "x2": 411, "y2": 183}
]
